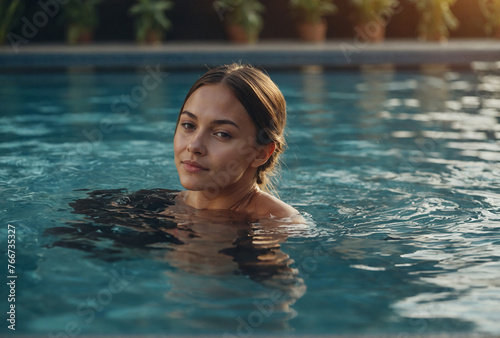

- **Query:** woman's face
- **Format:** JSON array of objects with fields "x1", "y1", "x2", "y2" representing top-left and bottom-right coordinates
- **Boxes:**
[{"x1": 174, "y1": 84, "x2": 265, "y2": 196}]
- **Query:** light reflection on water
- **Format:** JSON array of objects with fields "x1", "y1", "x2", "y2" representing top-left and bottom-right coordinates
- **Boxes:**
[
  {"x1": 0, "y1": 64, "x2": 499, "y2": 335},
  {"x1": 284, "y1": 63, "x2": 500, "y2": 334}
]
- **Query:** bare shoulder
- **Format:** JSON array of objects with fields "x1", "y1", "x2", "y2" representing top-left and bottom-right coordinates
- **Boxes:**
[{"x1": 252, "y1": 191, "x2": 302, "y2": 220}]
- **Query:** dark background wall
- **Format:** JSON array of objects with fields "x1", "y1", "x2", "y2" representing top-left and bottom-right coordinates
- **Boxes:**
[{"x1": 10, "y1": 0, "x2": 490, "y2": 43}]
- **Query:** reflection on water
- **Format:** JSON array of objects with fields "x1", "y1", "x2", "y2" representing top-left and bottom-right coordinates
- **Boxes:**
[
  {"x1": 2, "y1": 66, "x2": 500, "y2": 335},
  {"x1": 358, "y1": 64, "x2": 395, "y2": 113},
  {"x1": 417, "y1": 64, "x2": 452, "y2": 113},
  {"x1": 356, "y1": 62, "x2": 500, "y2": 333},
  {"x1": 301, "y1": 66, "x2": 328, "y2": 108},
  {"x1": 284, "y1": 62, "x2": 500, "y2": 334},
  {"x1": 45, "y1": 188, "x2": 306, "y2": 332}
]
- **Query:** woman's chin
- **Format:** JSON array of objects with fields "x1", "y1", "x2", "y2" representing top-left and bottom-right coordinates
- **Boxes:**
[{"x1": 180, "y1": 180, "x2": 209, "y2": 192}]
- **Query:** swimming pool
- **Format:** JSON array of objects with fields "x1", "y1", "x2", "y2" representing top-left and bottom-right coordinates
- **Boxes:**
[{"x1": 1, "y1": 64, "x2": 500, "y2": 336}]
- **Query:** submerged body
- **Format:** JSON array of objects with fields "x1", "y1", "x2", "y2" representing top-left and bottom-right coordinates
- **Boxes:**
[{"x1": 53, "y1": 188, "x2": 307, "y2": 323}]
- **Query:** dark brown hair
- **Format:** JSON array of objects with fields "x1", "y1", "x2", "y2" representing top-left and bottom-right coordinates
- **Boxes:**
[{"x1": 175, "y1": 63, "x2": 287, "y2": 194}]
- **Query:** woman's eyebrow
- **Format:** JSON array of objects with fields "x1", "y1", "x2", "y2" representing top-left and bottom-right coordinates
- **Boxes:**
[
  {"x1": 212, "y1": 119, "x2": 240, "y2": 129},
  {"x1": 180, "y1": 111, "x2": 240, "y2": 129},
  {"x1": 180, "y1": 111, "x2": 197, "y2": 120}
]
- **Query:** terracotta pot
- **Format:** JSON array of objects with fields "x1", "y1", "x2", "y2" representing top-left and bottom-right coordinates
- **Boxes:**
[
  {"x1": 145, "y1": 30, "x2": 162, "y2": 45},
  {"x1": 77, "y1": 29, "x2": 93, "y2": 44},
  {"x1": 419, "y1": 16, "x2": 447, "y2": 42},
  {"x1": 354, "y1": 20, "x2": 386, "y2": 43},
  {"x1": 67, "y1": 25, "x2": 93, "y2": 45},
  {"x1": 296, "y1": 21, "x2": 327, "y2": 42},
  {"x1": 225, "y1": 23, "x2": 257, "y2": 44},
  {"x1": 421, "y1": 27, "x2": 447, "y2": 42}
]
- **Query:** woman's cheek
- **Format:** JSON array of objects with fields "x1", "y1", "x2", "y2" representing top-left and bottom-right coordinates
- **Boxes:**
[
  {"x1": 236, "y1": 137, "x2": 258, "y2": 160},
  {"x1": 173, "y1": 133, "x2": 187, "y2": 155},
  {"x1": 225, "y1": 159, "x2": 244, "y2": 176}
]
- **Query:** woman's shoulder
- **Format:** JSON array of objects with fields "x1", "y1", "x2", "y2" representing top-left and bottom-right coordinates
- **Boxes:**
[{"x1": 252, "y1": 191, "x2": 301, "y2": 220}]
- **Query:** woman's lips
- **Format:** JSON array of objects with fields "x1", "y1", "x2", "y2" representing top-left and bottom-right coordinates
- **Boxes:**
[{"x1": 181, "y1": 160, "x2": 208, "y2": 173}]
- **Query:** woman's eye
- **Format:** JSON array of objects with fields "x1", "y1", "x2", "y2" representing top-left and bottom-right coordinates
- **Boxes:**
[
  {"x1": 215, "y1": 131, "x2": 231, "y2": 139},
  {"x1": 181, "y1": 123, "x2": 195, "y2": 130}
]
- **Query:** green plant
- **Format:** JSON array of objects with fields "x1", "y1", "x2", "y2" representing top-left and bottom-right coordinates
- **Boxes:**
[
  {"x1": 129, "y1": 0, "x2": 174, "y2": 43},
  {"x1": 0, "y1": 0, "x2": 23, "y2": 45},
  {"x1": 349, "y1": 0, "x2": 399, "y2": 23},
  {"x1": 62, "y1": 0, "x2": 101, "y2": 44},
  {"x1": 480, "y1": 0, "x2": 500, "y2": 35},
  {"x1": 411, "y1": 0, "x2": 459, "y2": 40},
  {"x1": 290, "y1": 0, "x2": 337, "y2": 23},
  {"x1": 214, "y1": 0, "x2": 265, "y2": 40}
]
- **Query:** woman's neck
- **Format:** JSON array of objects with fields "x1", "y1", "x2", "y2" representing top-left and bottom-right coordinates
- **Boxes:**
[{"x1": 182, "y1": 181, "x2": 260, "y2": 212}]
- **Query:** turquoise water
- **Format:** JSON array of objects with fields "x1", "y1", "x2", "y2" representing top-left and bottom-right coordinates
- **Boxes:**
[{"x1": 1, "y1": 65, "x2": 500, "y2": 336}]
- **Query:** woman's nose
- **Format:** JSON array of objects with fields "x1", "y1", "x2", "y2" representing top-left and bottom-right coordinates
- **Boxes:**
[{"x1": 187, "y1": 132, "x2": 206, "y2": 156}]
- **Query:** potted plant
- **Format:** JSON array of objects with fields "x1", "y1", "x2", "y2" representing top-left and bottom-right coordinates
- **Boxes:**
[
  {"x1": 0, "y1": 0, "x2": 22, "y2": 45},
  {"x1": 410, "y1": 0, "x2": 459, "y2": 42},
  {"x1": 62, "y1": 0, "x2": 102, "y2": 44},
  {"x1": 349, "y1": 0, "x2": 400, "y2": 42},
  {"x1": 290, "y1": 0, "x2": 337, "y2": 42},
  {"x1": 213, "y1": 0, "x2": 265, "y2": 44},
  {"x1": 480, "y1": 0, "x2": 500, "y2": 38},
  {"x1": 129, "y1": 0, "x2": 174, "y2": 44}
]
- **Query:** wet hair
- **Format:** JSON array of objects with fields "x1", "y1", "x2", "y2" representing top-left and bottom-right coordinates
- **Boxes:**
[{"x1": 175, "y1": 63, "x2": 287, "y2": 194}]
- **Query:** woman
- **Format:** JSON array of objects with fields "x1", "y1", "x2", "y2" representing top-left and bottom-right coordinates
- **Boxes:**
[
  {"x1": 173, "y1": 63, "x2": 300, "y2": 220},
  {"x1": 52, "y1": 64, "x2": 306, "y2": 331}
]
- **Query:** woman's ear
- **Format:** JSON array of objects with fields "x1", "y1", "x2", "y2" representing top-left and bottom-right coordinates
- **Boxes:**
[{"x1": 250, "y1": 142, "x2": 276, "y2": 168}]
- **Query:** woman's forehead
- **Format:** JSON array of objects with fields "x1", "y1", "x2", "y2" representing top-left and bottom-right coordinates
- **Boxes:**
[{"x1": 184, "y1": 84, "x2": 252, "y2": 124}]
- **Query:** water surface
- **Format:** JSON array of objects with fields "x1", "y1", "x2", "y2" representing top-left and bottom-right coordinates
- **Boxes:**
[{"x1": 1, "y1": 64, "x2": 500, "y2": 336}]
